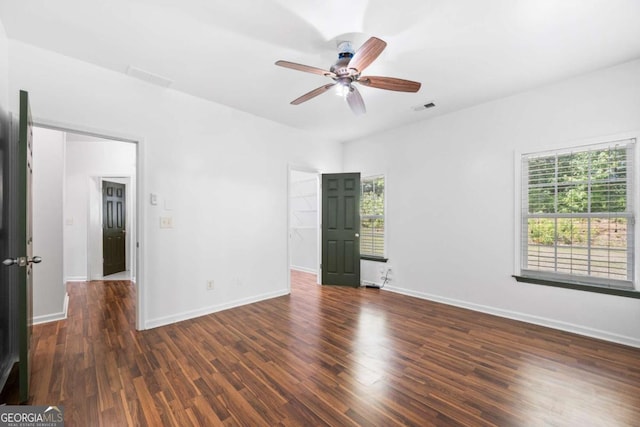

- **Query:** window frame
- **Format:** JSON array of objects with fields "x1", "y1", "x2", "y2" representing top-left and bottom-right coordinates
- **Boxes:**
[
  {"x1": 360, "y1": 174, "x2": 387, "y2": 261},
  {"x1": 514, "y1": 135, "x2": 639, "y2": 296}
]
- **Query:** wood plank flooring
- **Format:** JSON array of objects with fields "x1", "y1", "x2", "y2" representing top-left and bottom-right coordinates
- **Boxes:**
[{"x1": 28, "y1": 271, "x2": 640, "y2": 426}]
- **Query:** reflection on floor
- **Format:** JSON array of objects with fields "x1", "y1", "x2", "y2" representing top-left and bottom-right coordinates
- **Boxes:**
[{"x1": 290, "y1": 269, "x2": 317, "y2": 286}]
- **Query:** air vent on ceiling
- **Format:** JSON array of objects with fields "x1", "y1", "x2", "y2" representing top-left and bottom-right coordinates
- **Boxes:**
[
  {"x1": 412, "y1": 102, "x2": 436, "y2": 111},
  {"x1": 126, "y1": 66, "x2": 173, "y2": 88}
]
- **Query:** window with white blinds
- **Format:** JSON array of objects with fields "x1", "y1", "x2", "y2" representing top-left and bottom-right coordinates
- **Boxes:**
[
  {"x1": 521, "y1": 139, "x2": 635, "y2": 289},
  {"x1": 361, "y1": 176, "x2": 385, "y2": 258}
]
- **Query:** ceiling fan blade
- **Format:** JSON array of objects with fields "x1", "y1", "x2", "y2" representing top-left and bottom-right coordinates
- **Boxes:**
[
  {"x1": 275, "y1": 60, "x2": 336, "y2": 78},
  {"x1": 291, "y1": 83, "x2": 336, "y2": 105},
  {"x1": 358, "y1": 76, "x2": 421, "y2": 92},
  {"x1": 346, "y1": 86, "x2": 366, "y2": 115},
  {"x1": 348, "y1": 37, "x2": 387, "y2": 74}
]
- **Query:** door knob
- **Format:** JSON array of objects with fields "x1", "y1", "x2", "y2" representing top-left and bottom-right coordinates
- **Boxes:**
[
  {"x1": 355, "y1": 233, "x2": 360, "y2": 237},
  {"x1": 3, "y1": 257, "x2": 27, "y2": 267},
  {"x1": 2, "y1": 257, "x2": 41, "y2": 266}
]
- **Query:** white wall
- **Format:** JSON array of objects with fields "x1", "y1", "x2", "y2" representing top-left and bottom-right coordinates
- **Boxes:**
[
  {"x1": 0, "y1": 19, "x2": 7, "y2": 108},
  {"x1": 64, "y1": 138, "x2": 136, "y2": 281},
  {"x1": 8, "y1": 40, "x2": 343, "y2": 328},
  {"x1": 344, "y1": 59, "x2": 640, "y2": 347},
  {"x1": 32, "y1": 127, "x2": 67, "y2": 322}
]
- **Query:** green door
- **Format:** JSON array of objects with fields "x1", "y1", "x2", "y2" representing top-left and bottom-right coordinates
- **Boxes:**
[
  {"x1": 102, "y1": 180, "x2": 126, "y2": 276},
  {"x1": 17, "y1": 90, "x2": 35, "y2": 403},
  {"x1": 0, "y1": 94, "x2": 17, "y2": 399},
  {"x1": 1, "y1": 91, "x2": 40, "y2": 403},
  {"x1": 322, "y1": 173, "x2": 361, "y2": 286}
]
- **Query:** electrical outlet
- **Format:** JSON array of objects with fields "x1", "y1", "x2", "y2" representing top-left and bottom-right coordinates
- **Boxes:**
[
  {"x1": 160, "y1": 216, "x2": 173, "y2": 228},
  {"x1": 206, "y1": 280, "x2": 214, "y2": 290}
]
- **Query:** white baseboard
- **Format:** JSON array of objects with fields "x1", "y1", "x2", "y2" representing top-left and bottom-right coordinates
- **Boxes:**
[
  {"x1": 65, "y1": 276, "x2": 87, "y2": 282},
  {"x1": 290, "y1": 265, "x2": 317, "y2": 274},
  {"x1": 384, "y1": 285, "x2": 640, "y2": 349},
  {"x1": 33, "y1": 292, "x2": 69, "y2": 325},
  {"x1": 144, "y1": 289, "x2": 290, "y2": 330}
]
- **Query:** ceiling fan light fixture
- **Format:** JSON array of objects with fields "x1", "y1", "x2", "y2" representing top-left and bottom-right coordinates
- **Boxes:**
[{"x1": 335, "y1": 82, "x2": 351, "y2": 97}]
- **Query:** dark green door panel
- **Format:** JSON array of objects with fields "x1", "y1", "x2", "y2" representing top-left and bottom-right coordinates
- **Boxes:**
[
  {"x1": 0, "y1": 96, "x2": 18, "y2": 400},
  {"x1": 322, "y1": 173, "x2": 360, "y2": 286},
  {"x1": 18, "y1": 90, "x2": 33, "y2": 403},
  {"x1": 102, "y1": 180, "x2": 126, "y2": 276}
]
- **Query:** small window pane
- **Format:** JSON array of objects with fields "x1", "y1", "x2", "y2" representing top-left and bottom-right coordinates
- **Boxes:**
[{"x1": 361, "y1": 176, "x2": 385, "y2": 257}]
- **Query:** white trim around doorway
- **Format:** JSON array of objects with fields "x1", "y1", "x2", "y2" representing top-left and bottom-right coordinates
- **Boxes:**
[{"x1": 33, "y1": 117, "x2": 147, "y2": 331}]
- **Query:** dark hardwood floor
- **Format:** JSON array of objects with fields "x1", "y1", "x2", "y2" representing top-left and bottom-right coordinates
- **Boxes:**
[{"x1": 29, "y1": 270, "x2": 640, "y2": 426}]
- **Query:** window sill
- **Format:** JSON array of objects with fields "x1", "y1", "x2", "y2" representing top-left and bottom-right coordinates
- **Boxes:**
[
  {"x1": 512, "y1": 275, "x2": 640, "y2": 299},
  {"x1": 361, "y1": 255, "x2": 388, "y2": 263}
]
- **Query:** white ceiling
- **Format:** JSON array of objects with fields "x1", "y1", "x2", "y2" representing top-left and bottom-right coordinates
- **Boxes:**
[{"x1": 1, "y1": 0, "x2": 639, "y2": 142}]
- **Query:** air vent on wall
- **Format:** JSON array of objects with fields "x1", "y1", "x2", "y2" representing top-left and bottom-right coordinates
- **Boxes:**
[
  {"x1": 126, "y1": 66, "x2": 173, "y2": 88},
  {"x1": 412, "y1": 102, "x2": 436, "y2": 111}
]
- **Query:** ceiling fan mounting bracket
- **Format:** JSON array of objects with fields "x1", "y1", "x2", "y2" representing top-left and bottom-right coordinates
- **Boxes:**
[{"x1": 336, "y1": 41, "x2": 355, "y2": 56}]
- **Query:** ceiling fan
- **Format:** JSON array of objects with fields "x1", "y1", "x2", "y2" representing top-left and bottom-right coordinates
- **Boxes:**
[{"x1": 275, "y1": 37, "x2": 421, "y2": 115}]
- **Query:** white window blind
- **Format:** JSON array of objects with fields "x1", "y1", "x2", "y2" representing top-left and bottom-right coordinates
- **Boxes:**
[
  {"x1": 521, "y1": 139, "x2": 635, "y2": 289},
  {"x1": 361, "y1": 176, "x2": 385, "y2": 258}
]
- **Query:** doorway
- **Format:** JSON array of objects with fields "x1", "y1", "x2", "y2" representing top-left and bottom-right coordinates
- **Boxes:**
[
  {"x1": 288, "y1": 168, "x2": 320, "y2": 288},
  {"x1": 287, "y1": 169, "x2": 363, "y2": 288},
  {"x1": 62, "y1": 133, "x2": 136, "y2": 282},
  {"x1": 32, "y1": 126, "x2": 142, "y2": 327}
]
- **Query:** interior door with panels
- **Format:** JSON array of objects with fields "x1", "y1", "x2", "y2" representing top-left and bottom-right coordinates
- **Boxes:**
[
  {"x1": 0, "y1": 90, "x2": 40, "y2": 403},
  {"x1": 0, "y1": 95, "x2": 17, "y2": 401},
  {"x1": 102, "y1": 180, "x2": 126, "y2": 276},
  {"x1": 322, "y1": 173, "x2": 360, "y2": 286}
]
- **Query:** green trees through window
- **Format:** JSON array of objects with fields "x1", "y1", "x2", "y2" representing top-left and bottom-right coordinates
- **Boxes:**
[
  {"x1": 522, "y1": 141, "x2": 635, "y2": 287},
  {"x1": 528, "y1": 148, "x2": 627, "y2": 215},
  {"x1": 361, "y1": 176, "x2": 385, "y2": 257}
]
